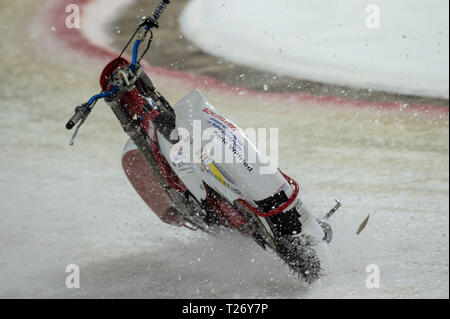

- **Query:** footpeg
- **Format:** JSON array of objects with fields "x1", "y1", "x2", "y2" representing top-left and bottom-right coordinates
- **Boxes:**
[
  {"x1": 318, "y1": 199, "x2": 342, "y2": 243},
  {"x1": 322, "y1": 199, "x2": 341, "y2": 220}
]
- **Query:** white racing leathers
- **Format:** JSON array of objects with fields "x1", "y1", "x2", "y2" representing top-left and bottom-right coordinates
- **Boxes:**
[{"x1": 155, "y1": 90, "x2": 325, "y2": 241}]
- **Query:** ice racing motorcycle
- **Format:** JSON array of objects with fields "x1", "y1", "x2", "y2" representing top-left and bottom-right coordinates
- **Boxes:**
[{"x1": 66, "y1": 0, "x2": 341, "y2": 283}]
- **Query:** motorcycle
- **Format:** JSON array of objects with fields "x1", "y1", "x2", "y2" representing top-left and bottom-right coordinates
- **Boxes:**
[{"x1": 66, "y1": 0, "x2": 341, "y2": 283}]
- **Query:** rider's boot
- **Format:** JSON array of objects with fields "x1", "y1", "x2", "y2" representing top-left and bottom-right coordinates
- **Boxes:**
[{"x1": 257, "y1": 191, "x2": 325, "y2": 241}]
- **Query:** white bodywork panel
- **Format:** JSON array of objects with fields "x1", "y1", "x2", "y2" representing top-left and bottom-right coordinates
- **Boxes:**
[{"x1": 158, "y1": 90, "x2": 294, "y2": 205}]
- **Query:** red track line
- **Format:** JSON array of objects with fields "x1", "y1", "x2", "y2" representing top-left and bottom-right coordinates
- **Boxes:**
[{"x1": 44, "y1": 0, "x2": 448, "y2": 115}]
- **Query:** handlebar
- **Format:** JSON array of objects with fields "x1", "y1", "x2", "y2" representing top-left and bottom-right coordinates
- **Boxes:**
[
  {"x1": 66, "y1": 1, "x2": 171, "y2": 142},
  {"x1": 66, "y1": 104, "x2": 91, "y2": 130},
  {"x1": 139, "y1": 0, "x2": 171, "y2": 29},
  {"x1": 132, "y1": 1, "x2": 170, "y2": 70},
  {"x1": 66, "y1": 85, "x2": 119, "y2": 130},
  {"x1": 152, "y1": 0, "x2": 170, "y2": 21}
]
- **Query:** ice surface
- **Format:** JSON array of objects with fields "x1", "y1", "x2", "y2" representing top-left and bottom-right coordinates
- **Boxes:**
[
  {"x1": 181, "y1": 0, "x2": 449, "y2": 98},
  {"x1": 0, "y1": 0, "x2": 448, "y2": 298}
]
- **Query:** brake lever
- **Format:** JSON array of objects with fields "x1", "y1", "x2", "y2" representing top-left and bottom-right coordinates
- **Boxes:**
[{"x1": 69, "y1": 115, "x2": 88, "y2": 146}]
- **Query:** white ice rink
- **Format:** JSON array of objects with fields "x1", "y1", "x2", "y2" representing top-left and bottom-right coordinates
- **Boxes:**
[
  {"x1": 0, "y1": 0, "x2": 448, "y2": 298},
  {"x1": 181, "y1": 0, "x2": 449, "y2": 98}
]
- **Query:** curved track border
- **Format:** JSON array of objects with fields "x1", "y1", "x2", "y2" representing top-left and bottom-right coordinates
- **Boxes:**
[{"x1": 38, "y1": 0, "x2": 448, "y2": 115}]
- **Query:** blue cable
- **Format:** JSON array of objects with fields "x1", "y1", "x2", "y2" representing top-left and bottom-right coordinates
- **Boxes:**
[
  {"x1": 87, "y1": 85, "x2": 119, "y2": 106},
  {"x1": 87, "y1": 35, "x2": 145, "y2": 106},
  {"x1": 130, "y1": 39, "x2": 141, "y2": 71}
]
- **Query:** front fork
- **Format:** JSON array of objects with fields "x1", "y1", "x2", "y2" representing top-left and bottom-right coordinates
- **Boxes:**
[
  {"x1": 102, "y1": 59, "x2": 177, "y2": 141},
  {"x1": 102, "y1": 60, "x2": 179, "y2": 202}
]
